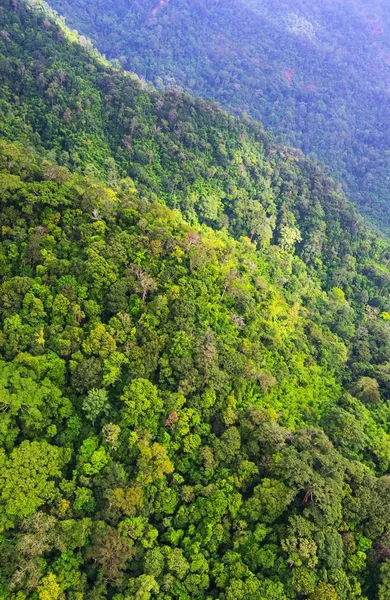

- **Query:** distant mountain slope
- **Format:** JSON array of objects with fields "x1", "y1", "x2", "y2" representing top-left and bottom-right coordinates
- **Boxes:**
[
  {"x1": 46, "y1": 0, "x2": 390, "y2": 232},
  {"x1": 0, "y1": 0, "x2": 386, "y2": 292}
]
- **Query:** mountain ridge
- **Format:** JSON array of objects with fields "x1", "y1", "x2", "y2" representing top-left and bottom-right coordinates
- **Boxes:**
[{"x1": 45, "y1": 0, "x2": 390, "y2": 233}]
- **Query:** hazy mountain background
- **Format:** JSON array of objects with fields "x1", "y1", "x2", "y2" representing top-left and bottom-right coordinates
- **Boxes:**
[{"x1": 46, "y1": 0, "x2": 390, "y2": 232}]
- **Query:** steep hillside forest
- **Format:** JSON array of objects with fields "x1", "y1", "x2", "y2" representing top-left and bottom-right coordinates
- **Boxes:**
[
  {"x1": 45, "y1": 0, "x2": 390, "y2": 233},
  {"x1": 0, "y1": 1, "x2": 390, "y2": 599}
]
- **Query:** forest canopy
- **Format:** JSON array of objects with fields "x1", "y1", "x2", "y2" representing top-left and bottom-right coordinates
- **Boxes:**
[{"x1": 0, "y1": 1, "x2": 389, "y2": 599}]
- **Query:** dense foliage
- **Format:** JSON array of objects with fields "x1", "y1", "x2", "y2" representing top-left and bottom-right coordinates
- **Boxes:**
[
  {"x1": 45, "y1": 0, "x2": 390, "y2": 232},
  {"x1": 0, "y1": 1, "x2": 390, "y2": 599}
]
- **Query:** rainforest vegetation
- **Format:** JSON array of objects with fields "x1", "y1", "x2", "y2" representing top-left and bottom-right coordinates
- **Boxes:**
[
  {"x1": 45, "y1": 0, "x2": 390, "y2": 232},
  {"x1": 0, "y1": 1, "x2": 389, "y2": 599}
]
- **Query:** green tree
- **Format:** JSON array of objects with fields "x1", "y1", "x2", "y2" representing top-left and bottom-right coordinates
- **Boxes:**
[
  {"x1": 82, "y1": 388, "x2": 110, "y2": 424},
  {"x1": 0, "y1": 441, "x2": 68, "y2": 530}
]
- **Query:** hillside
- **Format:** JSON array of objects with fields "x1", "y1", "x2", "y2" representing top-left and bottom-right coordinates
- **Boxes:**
[
  {"x1": 0, "y1": 1, "x2": 389, "y2": 598},
  {"x1": 0, "y1": 0, "x2": 388, "y2": 288},
  {"x1": 45, "y1": 0, "x2": 390, "y2": 233}
]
